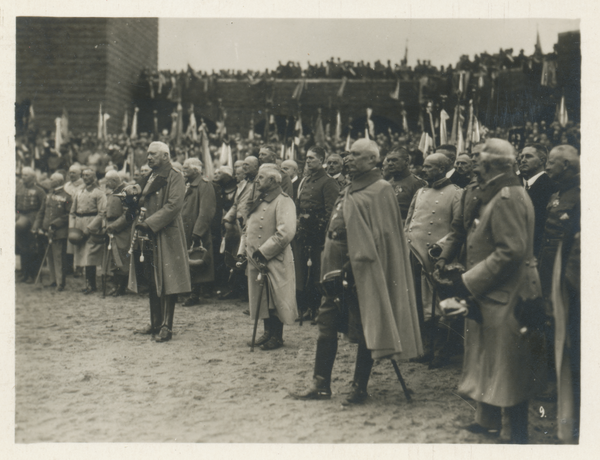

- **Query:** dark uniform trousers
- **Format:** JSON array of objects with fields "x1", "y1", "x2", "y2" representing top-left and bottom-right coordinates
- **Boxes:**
[
  {"x1": 314, "y1": 289, "x2": 374, "y2": 390},
  {"x1": 133, "y1": 245, "x2": 176, "y2": 334},
  {"x1": 47, "y1": 239, "x2": 67, "y2": 287}
]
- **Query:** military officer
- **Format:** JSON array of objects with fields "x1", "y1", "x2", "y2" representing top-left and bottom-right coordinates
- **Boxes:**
[
  {"x1": 103, "y1": 170, "x2": 132, "y2": 296},
  {"x1": 325, "y1": 153, "x2": 348, "y2": 188},
  {"x1": 31, "y1": 172, "x2": 71, "y2": 291},
  {"x1": 383, "y1": 148, "x2": 427, "y2": 220},
  {"x1": 16, "y1": 167, "x2": 46, "y2": 283},
  {"x1": 295, "y1": 146, "x2": 340, "y2": 322},
  {"x1": 69, "y1": 167, "x2": 107, "y2": 294},
  {"x1": 405, "y1": 154, "x2": 463, "y2": 322}
]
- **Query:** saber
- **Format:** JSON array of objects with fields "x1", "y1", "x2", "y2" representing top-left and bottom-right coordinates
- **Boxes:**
[
  {"x1": 128, "y1": 207, "x2": 147, "y2": 261},
  {"x1": 250, "y1": 270, "x2": 267, "y2": 352},
  {"x1": 391, "y1": 359, "x2": 412, "y2": 402},
  {"x1": 34, "y1": 235, "x2": 52, "y2": 285}
]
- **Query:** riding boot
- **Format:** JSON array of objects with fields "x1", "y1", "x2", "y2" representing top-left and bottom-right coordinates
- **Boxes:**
[
  {"x1": 156, "y1": 294, "x2": 175, "y2": 342},
  {"x1": 261, "y1": 313, "x2": 284, "y2": 350},
  {"x1": 247, "y1": 318, "x2": 271, "y2": 346},
  {"x1": 313, "y1": 337, "x2": 338, "y2": 385},
  {"x1": 83, "y1": 266, "x2": 97, "y2": 294},
  {"x1": 343, "y1": 341, "x2": 373, "y2": 405},
  {"x1": 290, "y1": 338, "x2": 337, "y2": 400}
]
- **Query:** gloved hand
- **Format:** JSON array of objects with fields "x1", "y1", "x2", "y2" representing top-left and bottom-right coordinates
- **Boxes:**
[
  {"x1": 83, "y1": 227, "x2": 90, "y2": 237},
  {"x1": 434, "y1": 257, "x2": 447, "y2": 272},
  {"x1": 135, "y1": 221, "x2": 149, "y2": 232},
  {"x1": 252, "y1": 250, "x2": 268, "y2": 266},
  {"x1": 124, "y1": 184, "x2": 141, "y2": 196}
]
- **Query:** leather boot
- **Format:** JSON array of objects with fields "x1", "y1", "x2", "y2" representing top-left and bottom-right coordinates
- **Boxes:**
[
  {"x1": 82, "y1": 266, "x2": 97, "y2": 294},
  {"x1": 247, "y1": 318, "x2": 271, "y2": 347},
  {"x1": 289, "y1": 338, "x2": 338, "y2": 400},
  {"x1": 289, "y1": 375, "x2": 332, "y2": 400},
  {"x1": 109, "y1": 275, "x2": 128, "y2": 296},
  {"x1": 155, "y1": 294, "x2": 175, "y2": 342},
  {"x1": 261, "y1": 315, "x2": 284, "y2": 350},
  {"x1": 343, "y1": 341, "x2": 373, "y2": 405}
]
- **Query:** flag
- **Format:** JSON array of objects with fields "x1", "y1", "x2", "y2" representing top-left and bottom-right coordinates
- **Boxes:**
[
  {"x1": 426, "y1": 102, "x2": 436, "y2": 149},
  {"x1": 130, "y1": 107, "x2": 138, "y2": 140},
  {"x1": 471, "y1": 115, "x2": 481, "y2": 145},
  {"x1": 122, "y1": 109, "x2": 128, "y2": 135},
  {"x1": 366, "y1": 108, "x2": 375, "y2": 138},
  {"x1": 334, "y1": 110, "x2": 342, "y2": 143},
  {"x1": 268, "y1": 114, "x2": 279, "y2": 142},
  {"x1": 219, "y1": 141, "x2": 229, "y2": 165},
  {"x1": 418, "y1": 132, "x2": 433, "y2": 156},
  {"x1": 61, "y1": 108, "x2": 69, "y2": 143},
  {"x1": 337, "y1": 77, "x2": 348, "y2": 98},
  {"x1": 98, "y1": 103, "x2": 103, "y2": 140},
  {"x1": 54, "y1": 117, "x2": 63, "y2": 153},
  {"x1": 186, "y1": 105, "x2": 198, "y2": 142},
  {"x1": 289, "y1": 143, "x2": 296, "y2": 162},
  {"x1": 558, "y1": 94, "x2": 568, "y2": 128},
  {"x1": 465, "y1": 101, "x2": 474, "y2": 150},
  {"x1": 103, "y1": 113, "x2": 110, "y2": 140},
  {"x1": 292, "y1": 79, "x2": 305, "y2": 100},
  {"x1": 439, "y1": 109, "x2": 450, "y2": 145},
  {"x1": 294, "y1": 116, "x2": 302, "y2": 146},
  {"x1": 176, "y1": 102, "x2": 184, "y2": 144},
  {"x1": 390, "y1": 79, "x2": 400, "y2": 100},
  {"x1": 248, "y1": 116, "x2": 254, "y2": 140},
  {"x1": 450, "y1": 104, "x2": 460, "y2": 145},
  {"x1": 402, "y1": 39, "x2": 408, "y2": 65},
  {"x1": 153, "y1": 110, "x2": 159, "y2": 140},
  {"x1": 457, "y1": 110, "x2": 465, "y2": 153},
  {"x1": 315, "y1": 109, "x2": 325, "y2": 146},
  {"x1": 170, "y1": 110, "x2": 178, "y2": 140},
  {"x1": 535, "y1": 29, "x2": 543, "y2": 56},
  {"x1": 199, "y1": 122, "x2": 214, "y2": 181}
]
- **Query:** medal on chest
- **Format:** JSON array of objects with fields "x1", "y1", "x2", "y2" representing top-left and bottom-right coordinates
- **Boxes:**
[{"x1": 552, "y1": 199, "x2": 560, "y2": 208}]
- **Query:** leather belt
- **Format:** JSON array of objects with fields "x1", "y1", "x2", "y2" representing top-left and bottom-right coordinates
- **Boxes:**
[{"x1": 75, "y1": 212, "x2": 97, "y2": 217}]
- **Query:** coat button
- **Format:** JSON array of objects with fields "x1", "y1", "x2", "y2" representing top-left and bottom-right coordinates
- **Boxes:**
[
  {"x1": 432, "y1": 211, "x2": 435, "y2": 214},
  {"x1": 261, "y1": 217, "x2": 264, "y2": 220},
  {"x1": 428, "y1": 232, "x2": 431, "y2": 235},
  {"x1": 407, "y1": 239, "x2": 411, "y2": 243},
  {"x1": 259, "y1": 226, "x2": 263, "y2": 229},
  {"x1": 426, "y1": 243, "x2": 430, "y2": 246},
  {"x1": 435, "y1": 201, "x2": 439, "y2": 204},
  {"x1": 408, "y1": 229, "x2": 412, "y2": 232},
  {"x1": 258, "y1": 235, "x2": 261, "y2": 239}
]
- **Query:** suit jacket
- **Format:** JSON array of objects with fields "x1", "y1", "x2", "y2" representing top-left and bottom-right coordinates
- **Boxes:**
[{"x1": 525, "y1": 172, "x2": 557, "y2": 257}]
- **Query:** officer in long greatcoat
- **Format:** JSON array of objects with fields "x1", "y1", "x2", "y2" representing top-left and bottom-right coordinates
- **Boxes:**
[
  {"x1": 125, "y1": 142, "x2": 191, "y2": 342},
  {"x1": 445, "y1": 139, "x2": 543, "y2": 444},
  {"x1": 239, "y1": 164, "x2": 297, "y2": 350},
  {"x1": 69, "y1": 167, "x2": 106, "y2": 294},
  {"x1": 181, "y1": 158, "x2": 217, "y2": 306}
]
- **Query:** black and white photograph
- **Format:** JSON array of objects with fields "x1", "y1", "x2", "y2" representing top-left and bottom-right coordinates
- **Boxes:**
[{"x1": 4, "y1": 0, "x2": 596, "y2": 457}]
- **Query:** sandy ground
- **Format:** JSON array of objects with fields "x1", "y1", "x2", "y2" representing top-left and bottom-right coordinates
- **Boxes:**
[{"x1": 15, "y1": 273, "x2": 560, "y2": 444}]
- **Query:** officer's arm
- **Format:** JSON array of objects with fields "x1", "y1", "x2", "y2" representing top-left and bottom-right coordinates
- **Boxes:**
[
  {"x1": 462, "y1": 191, "x2": 528, "y2": 297},
  {"x1": 192, "y1": 182, "x2": 216, "y2": 239},
  {"x1": 259, "y1": 197, "x2": 297, "y2": 260},
  {"x1": 145, "y1": 171, "x2": 185, "y2": 234},
  {"x1": 322, "y1": 177, "x2": 340, "y2": 217},
  {"x1": 49, "y1": 196, "x2": 71, "y2": 230}
]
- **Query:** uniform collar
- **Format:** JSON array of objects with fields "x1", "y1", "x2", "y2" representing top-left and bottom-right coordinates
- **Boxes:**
[
  {"x1": 349, "y1": 168, "x2": 381, "y2": 193},
  {"x1": 306, "y1": 168, "x2": 326, "y2": 181},
  {"x1": 556, "y1": 174, "x2": 580, "y2": 193},
  {"x1": 392, "y1": 169, "x2": 411, "y2": 181},
  {"x1": 260, "y1": 185, "x2": 283, "y2": 203}
]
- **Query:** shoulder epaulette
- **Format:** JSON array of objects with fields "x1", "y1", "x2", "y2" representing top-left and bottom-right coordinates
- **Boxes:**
[
  {"x1": 501, "y1": 187, "x2": 510, "y2": 199},
  {"x1": 281, "y1": 192, "x2": 289, "y2": 198}
]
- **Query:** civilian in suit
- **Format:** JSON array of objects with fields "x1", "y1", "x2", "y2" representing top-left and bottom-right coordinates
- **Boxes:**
[
  {"x1": 281, "y1": 159, "x2": 300, "y2": 201},
  {"x1": 518, "y1": 144, "x2": 557, "y2": 258}
]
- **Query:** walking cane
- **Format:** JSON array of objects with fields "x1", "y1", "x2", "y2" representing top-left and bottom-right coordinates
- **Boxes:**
[
  {"x1": 102, "y1": 235, "x2": 110, "y2": 298},
  {"x1": 428, "y1": 289, "x2": 438, "y2": 370},
  {"x1": 390, "y1": 359, "x2": 412, "y2": 403},
  {"x1": 34, "y1": 234, "x2": 52, "y2": 285},
  {"x1": 250, "y1": 268, "x2": 268, "y2": 352}
]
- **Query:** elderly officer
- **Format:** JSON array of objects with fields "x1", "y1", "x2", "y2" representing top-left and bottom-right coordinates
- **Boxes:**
[
  {"x1": 239, "y1": 164, "x2": 297, "y2": 350},
  {"x1": 69, "y1": 167, "x2": 106, "y2": 294},
  {"x1": 125, "y1": 141, "x2": 191, "y2": 342},
  {"x1": 64, "y1": 164, "x2": 84, "y2": 197},
  {"x1": 405, "y1": 154, "x2": 463, "y2": 323},
  {"x1": 443, "y1": 138, "x2": 542, "y2": 443},
  {"x1": 295, "y1": 146, "x2": 339, "y2": 322},
  {"x1": 256, "y1": 146, "x2": 293, "y2": 196},
  {"x1": 219, "y1": 156, "x2": 259, "y2": 300},
  {"x1": 325, "y1": 153, "x2": 348, "y2": 188},
  {"x1": 281, "y1": 159, "x2": 300, "y2": 200},
  {"x1": 31, "y1": 172, "x2": 71, "y2": 291},
  {"x1": 181, "y1": 158, "x2": 217, "y2": 306},
  {"x1": 103, "y1": 170, "x2": 132, "y2": 296},
  {"x1": 383, "y1": 147, "x2": 427, "y2": 220},
  {"x1": 16, "y1": 167, "x2": 46, "y2": 283},
  {"x1": 291, "y1": 139, "x2": 422, "y2": 404}
]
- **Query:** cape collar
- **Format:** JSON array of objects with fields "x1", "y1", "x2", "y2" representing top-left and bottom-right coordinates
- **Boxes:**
[
  {"x1": 429, "y1": 176, "x2": 452, "y2": 189},
  {"x1": 349, "y1": 169, "x2": 381, "y2": 194},
  {"x1": 479, "y1": 172, "x2": 522, "y2": 205},
  {"x1": 247, "y1": 185, "x2": 282, "y2": 216}
]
